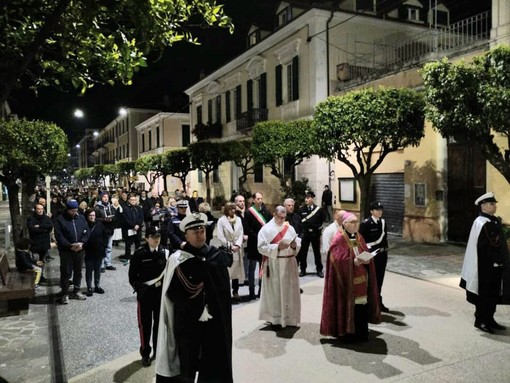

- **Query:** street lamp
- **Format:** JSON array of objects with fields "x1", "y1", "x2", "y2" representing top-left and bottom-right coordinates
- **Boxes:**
[{"x1": 74, "y1": 108, "x2": 84, "y2": 118}]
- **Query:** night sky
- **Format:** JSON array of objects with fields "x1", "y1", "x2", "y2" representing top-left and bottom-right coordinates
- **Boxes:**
[{"x1": 7, "y1": 0, "x2": 488, "y2": 144}]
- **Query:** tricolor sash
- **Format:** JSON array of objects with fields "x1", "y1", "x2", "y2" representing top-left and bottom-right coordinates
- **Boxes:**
[{"x1": 248, "y1": 206, "x2": 267, "y2": 226}]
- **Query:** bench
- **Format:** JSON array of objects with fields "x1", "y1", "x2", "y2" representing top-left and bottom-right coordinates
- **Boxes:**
[{"x1": 0, "y1": 252, "x2": 35, "y2": 311}]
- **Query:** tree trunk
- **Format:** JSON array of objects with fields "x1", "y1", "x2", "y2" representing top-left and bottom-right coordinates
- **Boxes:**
[
  {"x1": 205, "y1": 172, "x2": 212, "y2": 205},
  {"x1": 6, "y1": 181, "x2": 21, "y2": 245},
  {"x1": 357, "y1": 174, "x2": 372, "y2": 220},
  {"x1": 21, "y1": 178, "x2": 37, "y2": 238},
  {"x1": 164, "y1": 174, "x2": 169, "y2": 192}
]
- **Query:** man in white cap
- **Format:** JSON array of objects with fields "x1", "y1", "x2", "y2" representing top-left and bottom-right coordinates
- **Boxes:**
[
  {"x1": 155, "y1": 213, "x2": 233, "y2": 382},
  {"x1": 166, "y1": 199, "x2": 189, "y2": 251},
  {"x1": 460, "y1": 192, "x2": 510, "y2": 333}
]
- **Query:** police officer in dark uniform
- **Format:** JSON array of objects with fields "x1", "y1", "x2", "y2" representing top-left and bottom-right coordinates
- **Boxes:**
[
  {"x1": 167, "y1": 200, "x2": 189, "y2": 251},
  {"x1": 359, "y1": 201, "x2": 389, "y2": 312},
  {"x1": 297, "y1": 191, "x2": 326, "y2": 278},
  {"x1": 128, "y1": 226, "x2": 169, "y2": 367}
]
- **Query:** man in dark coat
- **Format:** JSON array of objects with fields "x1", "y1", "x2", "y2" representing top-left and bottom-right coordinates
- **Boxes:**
[
  {"x1": 122, "y1": 194, "x2": 145, "y2": 260},
  {"x1": 54, "y1": 199, "x2": 90, "y2": 304},
  {"x1": 321, "y1": 185, "x2": 333, "y2": 222},
  {"x1": 284, "y1": 198, "x2": 302, "y2": 235},
  {"x1": 95, "y1": 191, "x2": 117, "y2": 271},
  {"x1": 359, "y1": 201, "x2": 389, "y2": 312},
  {"x1": 27, "y1": 203, "x2": 54, "y2": 263},
  {"x1": 155, "y1": 213, "x2": 233, "y2": 382},
  {"x1": 460, "y1": 192, "x2": 510, "y2": 334},
  {"x1": 244, "y1": 192, "x2": 271, "y2": 300}
]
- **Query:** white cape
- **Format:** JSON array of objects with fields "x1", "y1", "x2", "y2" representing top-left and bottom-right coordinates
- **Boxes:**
[{"x1": 461, "y1": 216, "x2": 490, "y2": 295}]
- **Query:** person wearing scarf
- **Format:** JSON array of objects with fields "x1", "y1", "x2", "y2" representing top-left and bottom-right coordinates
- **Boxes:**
[
  {"x1": 217, "y1": 202, "x2": 245, "y2": 302},
  {"x1": 320, "y1": 212, "x2": 381, "y2": 341}
]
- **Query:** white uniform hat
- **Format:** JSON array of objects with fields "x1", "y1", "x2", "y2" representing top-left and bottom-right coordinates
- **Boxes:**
[
  {"x1": 179, "y1": 213, "x2": 208, "y2": 232},
  {"x1": 474, "y1": 192, "x2": 497, "y2": 206}
]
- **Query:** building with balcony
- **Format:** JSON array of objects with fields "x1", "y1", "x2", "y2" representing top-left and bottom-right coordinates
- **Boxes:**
[
  {"x1": 135, "y1": 112, "x2": 191, "y2": 193},
  {"x1": 92, "y1": 108, "x2": 160, "y2": 166},
  {"x1": 185, "y1": 0, "x2": 509, "y2": 242}
]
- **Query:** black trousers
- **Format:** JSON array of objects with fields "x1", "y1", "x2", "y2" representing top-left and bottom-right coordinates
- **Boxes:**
[
  {"x1": 374, "y1": 250, "x2": 388, "y2": 302},
  {"x1": 59, "y1": 250, "x2": 85, "y2": 295},
  {"x1": 475, "y1": 267, "x2": 503, "y2": 324},
  {"x1": 85, "y1": 257, "x2": 102, "y2": 289},
  {"x1": 297, "y1": 232, "x2": 322, "y2": 272},
  {"x1": 137, "y1": 286, "x2": 162, "y2": 358}
]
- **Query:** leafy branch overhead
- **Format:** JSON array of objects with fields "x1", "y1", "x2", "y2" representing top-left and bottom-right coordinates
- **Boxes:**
[
  {"x1": 421, "y1": 46, "x2": 510, "y2": 184},
  {"x1": 0, "y1": 0, "x2": 234, "y2": 103},
  {"x1": 253, "y1": 119, "x2": 316, "y2": 197},
  {"x1": 313, "y1": 87, "x2": 425, "y2": 217}
]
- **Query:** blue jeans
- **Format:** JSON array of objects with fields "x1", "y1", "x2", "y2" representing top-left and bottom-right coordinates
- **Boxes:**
[
  {"x1": 102, "y1": 236, "x2": 113, "y2": 267},
  {"x1": 248, "y1": 259, "x2": 260, "y2": 297}
]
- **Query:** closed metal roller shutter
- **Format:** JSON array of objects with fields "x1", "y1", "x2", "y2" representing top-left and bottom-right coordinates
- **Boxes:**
[{"x1": 369, "y1": 173, "x2": 404, "y2": 235}]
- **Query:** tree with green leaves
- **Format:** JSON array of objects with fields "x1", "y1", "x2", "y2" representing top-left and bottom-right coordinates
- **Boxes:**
[
  {"x1": 135, "y1": 154, "x2": 164, "y2": 191},
  {"x1": 0, "y1": 118, "x2": 68, "y2": 242},
  {"x1": 189, "y1": 142, "x2": 229, "y2": 204},
  {"x1": 117, "y1": 161, "x2": 136, "y2": 190},
  {"x1": 252, "y1": 119, "x2": 316, "y2": 197},
  {"x1": 91, "y1": 164, "x2": 107, "y2": 186},
  {"x1": 225, "y1": 140, "x2": 254, "y2": 192},
  {"x1": 162, "y1": 149, "x2": 193, "y2": 191},
  {"x1": 421, "y1": 45, "x2": 510, "y2": 184},
  {"x1": 0, "y1": 0, "x2": 233, "y2": 104},
  {"x1": 74, "y1": 167, "x2": 93, "y2": 187},
  {"x1": 103, "y1": 163, "x2": 119, "y2": 187},
  {"x1": 313, "y1": 87, "x2": 425, "y2": 218}
]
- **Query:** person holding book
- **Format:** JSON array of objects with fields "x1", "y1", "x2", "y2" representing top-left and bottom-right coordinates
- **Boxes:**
[
  {"x1": 359, "y1": 201, "x2": 389, "y2": 312},
  {"x1": 257, "y1": 206, "x2": 302, "y2": 328},
  {"x1": 320, "y1": 212, "x2": 381, "y2": 341}
]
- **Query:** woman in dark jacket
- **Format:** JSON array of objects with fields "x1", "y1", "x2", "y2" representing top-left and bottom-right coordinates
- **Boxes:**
[{"x1": 83, "y1": 209, "x2": 108, "y2": 296}]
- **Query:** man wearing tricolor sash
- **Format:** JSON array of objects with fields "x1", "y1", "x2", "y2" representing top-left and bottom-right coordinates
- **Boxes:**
[
  {"x1": 244, "y1": 192, "x2": 271, "y2": 301},
  {"x1": 258, "y1": 206, "x2": 302, "y2": 328}
]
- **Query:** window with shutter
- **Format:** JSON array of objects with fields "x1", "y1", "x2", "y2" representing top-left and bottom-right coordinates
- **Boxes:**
[
  {"x1": 225, "y1": 91, "x2": 231, "y2": 122},
  {"x1": 259, "y1": 73, "x2": 267, "y2": 109},
  {"x1": 247, "y1": 79, "x2": 253, "y2": 111},
  {"x1": 235, "y1": 85, "x2": 242, "y2": 119},
  {"x1": 275, "y1": 65, "x2": 283, "y2": 106}
]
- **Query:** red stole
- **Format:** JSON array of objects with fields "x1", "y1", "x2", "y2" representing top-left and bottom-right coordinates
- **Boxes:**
[{"x1": 260, "y1": 223, "x2": 289, "y2": 279}]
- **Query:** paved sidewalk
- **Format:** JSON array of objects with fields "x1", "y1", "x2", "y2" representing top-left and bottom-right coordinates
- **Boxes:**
[{"x1": 3, "y1": 209, "x2": 500, "y2": 383}]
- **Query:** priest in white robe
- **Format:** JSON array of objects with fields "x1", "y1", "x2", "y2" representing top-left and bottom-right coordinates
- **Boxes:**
[{"x1": 257, "y1": 205, "x2": 302, "y2": 328}]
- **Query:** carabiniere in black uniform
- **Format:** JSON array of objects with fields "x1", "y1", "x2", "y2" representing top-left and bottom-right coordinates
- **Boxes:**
[
  {"x1": 128, "y1": 231, "x2": 168, "y2": 364},
  {"x1": 359, "y1": 201, "x2": 389, "y2": 312},
  {"x1": 297, "y1": 191, "x2": 326, "y2": 278}
]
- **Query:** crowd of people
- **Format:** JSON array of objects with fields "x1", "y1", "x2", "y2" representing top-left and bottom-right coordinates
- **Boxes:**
[{"x1": 14, "y1": 182, "x2": 509, "y2": 381}]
